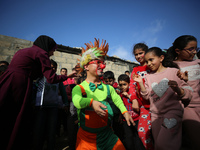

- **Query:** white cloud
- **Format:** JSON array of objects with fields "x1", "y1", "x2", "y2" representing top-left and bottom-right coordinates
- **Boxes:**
[
  {"x1": 132, "y1": 19, "x2": 165, "y2": 47},
  {"x1": 109, "y1": 45, "x2": 134, "y2": 61}
]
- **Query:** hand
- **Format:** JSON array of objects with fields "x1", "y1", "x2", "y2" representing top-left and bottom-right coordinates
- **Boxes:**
[
  {"x1": 132, "y1": 73, "x2": 143, "y2": 83},
  {"x1": 91, "y1": 100, "x2": 107, "y2": 117},
  {"x1": 123, "y1": 112, "x2": 135, "y2": 126},
  {"x1": 132, "y1": 99, "x2": 140, "y2": 112},
  {"x1": 168, "y1": 80, "x2": 184, "y2": 96},
  {"x1": 67, "y1": 70, "x2": 77, "y2": 78},
  {"x1": 177, "y1": 70, "x2": 188, "y2": 82},
  {"x1": 115, "y1": 89, "x2": 120, "y2": 94},
  {"x1": 122, "y1": 92, "x2": 130, "y2": 99}
]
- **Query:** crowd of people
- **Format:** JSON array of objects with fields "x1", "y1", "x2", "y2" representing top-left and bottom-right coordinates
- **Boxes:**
[{"x1": 0, "y1": 35, "x2": 199, "y2": 150}]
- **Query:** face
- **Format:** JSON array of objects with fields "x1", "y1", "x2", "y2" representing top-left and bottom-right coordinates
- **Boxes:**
[
  {"x1": 48, "y1": 50, "x2": 55, "y2": 57},
  {"x1": 118, "y1": 80, "x2": 129, "y2": 92},
  {"x1": 60, "y1": 69, "x2": 67, "y2": 75},
  {"x1": 134, "y1": 48, "x2": 146, "y2": 64},
  {"x1": 145, "y1": 52, "x2": 164, "y2": 72},
  {"x1": 176, "y1": 41, "x2": 197, "y2": 61},
  {"x1": 104, "y1": 78, "x2": 114, "y2": 86},
  {"x1": 86, "y1": 58, "x2": 106, "y2": 77}
]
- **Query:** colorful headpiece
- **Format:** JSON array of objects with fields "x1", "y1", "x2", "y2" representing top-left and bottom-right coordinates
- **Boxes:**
[{"x1": 77, "y1": 38, "x2": 109, "y2": 72}]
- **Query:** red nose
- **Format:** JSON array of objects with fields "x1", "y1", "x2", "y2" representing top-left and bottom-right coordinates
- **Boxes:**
[{"x1": 100, "y1": 63, "x2": 106, "y2": 69}]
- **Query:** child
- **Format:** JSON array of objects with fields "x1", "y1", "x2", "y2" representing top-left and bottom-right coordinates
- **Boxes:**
[
  {"x1": 167, "y1": 35, "x2": 200, "y2": 149},
  {"x1": 32, "y1": 59, "x2": 69, "y2": 150},
  {"x1": 72, "y1": 38, "x2": 134, "y2": 150},
  {"x1": 118, "y1": 74, "x2": 145, "y2": 150},
  {"x1": 133, "y1": 47, "x2": 192, "y2": 150},
  {"x1": 103, "y1": 71, "x2": 122, "y2": 139},
  {"x1": 129, "y1": 43, "x2": 154, "y2": 149}
]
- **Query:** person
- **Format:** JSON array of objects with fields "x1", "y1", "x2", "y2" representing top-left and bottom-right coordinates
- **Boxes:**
[
  {"x1": 62, "y1": 68, "x2": 76, "y2": 86},
  {"x1": 129, "y1": 43, "x2": 154, "y2": 149},
  {"x1": 0, "y1": 35, "x2": 76, "y2": 150},
  {"x1": 0, "y1": 60, "x2": 9, "y2": 66},
  {"x1": 65, "y1": 74, "x2": 86, "y2": 150},
  {"x1": 103, "y1": 70, "x2": 122, "y2": 139},
  {"x1": 31, "y1": 59, "x2": 69, "y2": 150},
  {"x1": 0, "y1": 60, "x2": 9, "y2": 76},
  {"x1": 167, "y1": 35, "x2": 200, "y2": 149},
  {"x1": 125, "y1": 70, "x2": 130, "y2": 76},
  {"x1": 118, "y1": 74, "x2": 145, "y2": 150},
  {"x1": 133, "y1": 47, "x2": 192, "y2": 150},
  {"x1": 60, "y1": 68, "x2": 68, "y2": 76},
  {"x1": 72, "y1": 38, "x2": 134, "y2": 150}
]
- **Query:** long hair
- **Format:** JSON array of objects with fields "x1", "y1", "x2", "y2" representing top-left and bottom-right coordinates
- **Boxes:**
[
  {"x1": 167, "y1": 35, "x2": 197, "y2": 60},
  {"x1": 146, "y1": 47, "x2": 179, "y2": 69}
]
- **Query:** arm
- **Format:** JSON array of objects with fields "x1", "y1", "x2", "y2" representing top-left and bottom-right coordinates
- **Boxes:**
[
  {"x1": 110, "y1": 86, "x2": 135, "y2": 126},
  {"x1": 72, "y1": 85, "x2": 107, "y2": 116}
]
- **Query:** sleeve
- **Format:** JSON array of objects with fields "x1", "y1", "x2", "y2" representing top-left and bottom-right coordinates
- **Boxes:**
[
  {"x1": 72, "y1": 85, "x2": 93, "y2": 109},
  {"x1": 140, "y1": 77, "x2": 151, "y2": 100},
  {"x1": 36, "y1": 51, "x2": 68, "y2": 84},
  {"x1": 129, "y1": 68, "x2": 139, "y2": 102},
  {"x1": 59, "y1": 82, "x2": 69, "y2": 106},
  {"x1": 109, "y1": 85, "x2": 128, "y2": 114}
]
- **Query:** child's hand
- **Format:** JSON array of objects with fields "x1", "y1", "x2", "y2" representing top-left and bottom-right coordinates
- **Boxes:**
[
  {"x1": 168, "y1": 80, "x2": 184, "y2": 97},
  {"x1": 122, "y1": 92, "x2": 130, "y2": 99},
  {"x1": 132, "y1": 73, "x2": 143, "y2": 83},
  {"x1": 123, "y1": 112, "x2": 135, "y2": 126},
  {"x1": 177, "y1": 70, "x2": 188, "y2": 82},
  {"x1": 118, "y1": 114, "x2": 123, "y2": 124},
  {"x1": 91, "y1": 100, "x2": 107, "y2": 117},
  {"x1": 132, "y1": 99, "x2": 140, "y2": 112},
  {"x1": 116, "y1": 89, "x2": 120, "y2": 94}
]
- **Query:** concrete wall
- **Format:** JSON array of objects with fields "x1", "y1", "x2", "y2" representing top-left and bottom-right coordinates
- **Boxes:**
[{"x1": 0, "y1": 34, "x2": 139, "y2": 79}]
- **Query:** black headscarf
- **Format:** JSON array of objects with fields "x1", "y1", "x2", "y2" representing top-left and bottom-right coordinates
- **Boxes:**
[{"x1": 33, "y1": 35, "x2": 57, "y2": 52}]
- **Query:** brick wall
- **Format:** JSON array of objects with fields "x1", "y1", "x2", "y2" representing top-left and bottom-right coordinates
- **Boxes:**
[{"x1": 0, "y1": 34, "x2": 138, "y2": 79}]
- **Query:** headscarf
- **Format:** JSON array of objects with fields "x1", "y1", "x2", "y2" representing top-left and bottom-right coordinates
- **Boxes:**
[{"x1": 33, "y1": 35, "x2": 57, "y2": 52}]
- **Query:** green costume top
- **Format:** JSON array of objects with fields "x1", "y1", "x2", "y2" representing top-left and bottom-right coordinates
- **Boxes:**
[{"x1": 72, "y1": 80, "x2": 127, "y2": 114}]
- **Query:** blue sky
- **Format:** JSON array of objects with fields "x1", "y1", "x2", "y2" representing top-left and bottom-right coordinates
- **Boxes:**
[{"x1": 0, "y1": 0, "x2": 200, "y2": 62}]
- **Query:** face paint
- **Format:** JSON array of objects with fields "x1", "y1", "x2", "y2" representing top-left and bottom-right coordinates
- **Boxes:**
[{"x1": 88, "y1": 60, "x2": 106, "y2": 75}]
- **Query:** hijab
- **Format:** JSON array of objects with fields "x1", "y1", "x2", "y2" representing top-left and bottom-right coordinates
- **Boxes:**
[{"x1": 33, "y1": 35, "x2": 57, "y2": 52}]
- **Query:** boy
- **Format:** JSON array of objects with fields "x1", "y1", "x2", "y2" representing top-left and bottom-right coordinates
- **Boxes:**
[
  {"x1": 118, "y1": 74, "x2": 145, "y2": 150},
  {"x1": 72, "y1": 38, "x2": 134, "y2": 150}
]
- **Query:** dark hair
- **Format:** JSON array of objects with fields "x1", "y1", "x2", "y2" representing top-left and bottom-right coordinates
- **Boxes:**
[
  {"x1": 60, "y1": 68, "x2": 67, "y2": 72},
  {"x1": 146, "y1": 47, "x2": 179, "y2": 69},
  {"x1": 125, "y1": 70, "x2": 130, "y2": 74},
  {"x1": 167, "y1": 35, "x2": 197, "y2": 60},
  {"x1": 50, "y1": 59, "x2": 57, "y2": 68},
  {"x1": 103, "y1": 71, "x2": 115, "y2": 80},
  {"x1": 118, "y1": 74, "x2": 130, "y2": 83},
  {"x1": 133, "y1": 43, "x2": 148, "y2": 54},
  {"x1": 0, "y1": 61, "x2": 9, "y2": 66}
]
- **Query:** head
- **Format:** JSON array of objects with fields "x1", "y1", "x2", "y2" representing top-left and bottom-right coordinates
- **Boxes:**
[
  {"x1": 133, "y1": 43, "x2": 148, "y2": 65},
  {"x1": 118, "y1": 74, "x2": 130, "y2": 92},
  {"x1": 33, "y1": 35, "x2": 57, "y2": 57},
  {"x1": 145, "y1": 47, "x2": 179, "y2": 72},
  {"x1": 125, "y1": 70, "x2": 130, "y2": 76},
  {"x1": 50, "y1": 59, "x2": 57, "y2": 71},
  {"x1": 167, "y1": 35, "x2": 198, "y2": 61},
  {"x1": 0, "y1": 65, "x2": 8, "y2": 76},
  {"x1": 80, "y1": 38, "x2": 109, "y2": 78},
  {"x1": 60, "y1": 68, "x2": 67, "y2": 75},
  {"x1": 103, "y1": 71, "x2": 115, "y2": 86},
  {"x1": 0, "y1": 61, "x2": 9, "y2": 66}
]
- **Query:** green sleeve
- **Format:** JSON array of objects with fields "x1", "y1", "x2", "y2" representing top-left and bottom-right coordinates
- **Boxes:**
[
  {"x1": 59, "y1": 82, "x2": 69, "y2": 106},
  {"x1": 72, "y1": 85, "x2": 92, "y2": 109},
  {"x1": 109, "y1": 85, "x2": 127, "y2": 113}
]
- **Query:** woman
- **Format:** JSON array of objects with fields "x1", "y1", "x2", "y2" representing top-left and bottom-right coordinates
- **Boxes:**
[{"x1": 0, "y1": 35, "x2": 75, "y2": 150}]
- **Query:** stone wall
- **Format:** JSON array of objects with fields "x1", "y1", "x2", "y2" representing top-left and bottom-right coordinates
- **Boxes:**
[{"x1": 0, "y1": 34, "x2": 139, "y2": 79}]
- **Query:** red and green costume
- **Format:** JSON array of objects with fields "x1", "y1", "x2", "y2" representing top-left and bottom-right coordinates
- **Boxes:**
[{"x1": 72, "y1": 81, "x2": 127, "y2": 150}]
